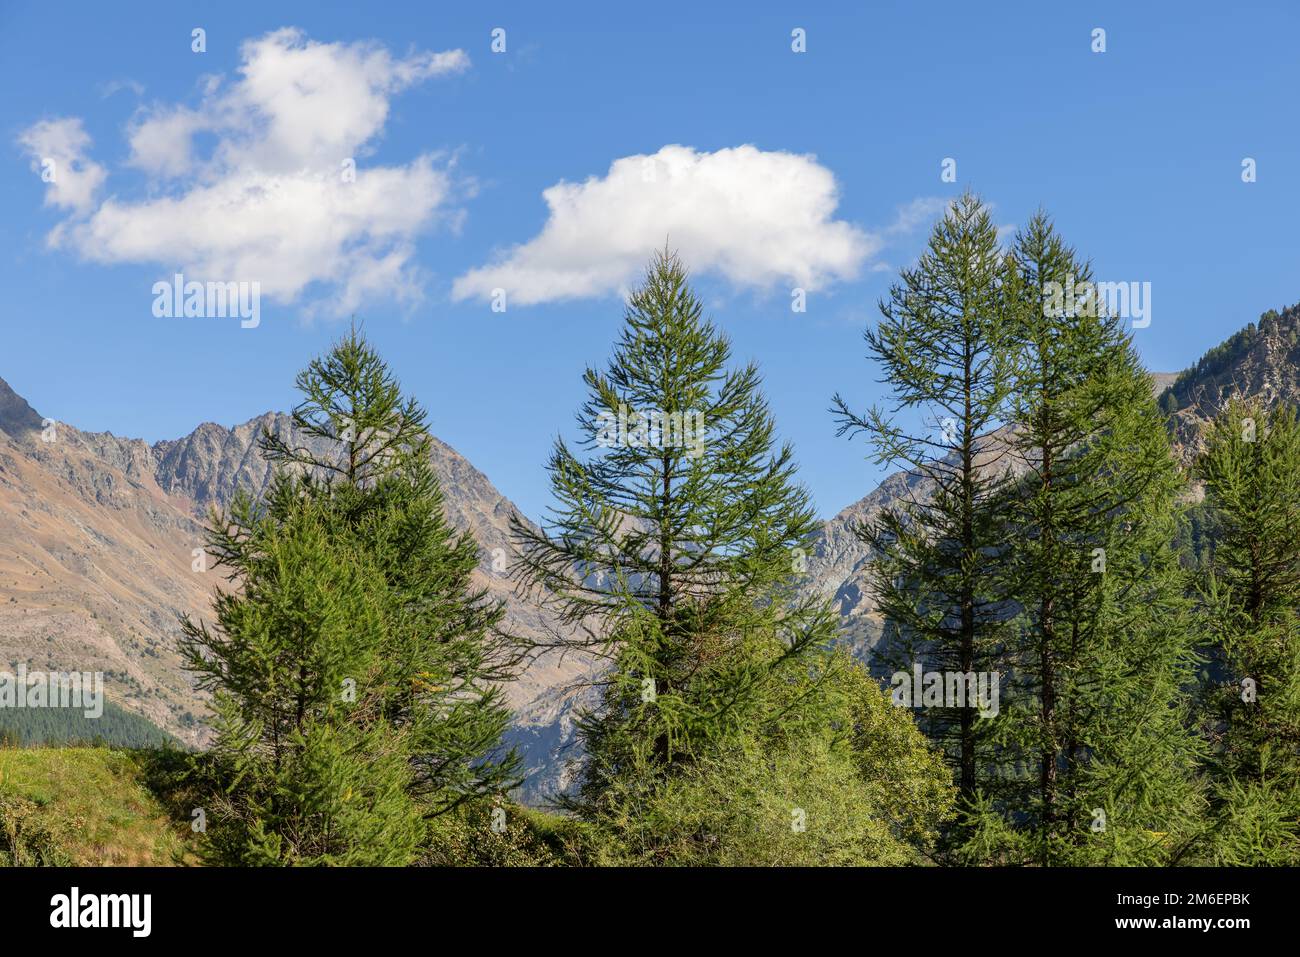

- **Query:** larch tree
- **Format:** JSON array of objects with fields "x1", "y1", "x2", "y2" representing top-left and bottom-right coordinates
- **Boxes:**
[
  {"x1": 1194, "y1": 398, "x2": 1300, "y2": 864},
  {"x1": 514, "y1": 251, "x2": 953, "y2": 863},
  {"x1": 972, "y1": 214, "x2": 1205, "y2": 865},
  {"x1": 832, "y1": 193, "x2": 1016, "y2": 824},
  {"x1": 181, "y1": 329, "x2": 519, "y2": 864}
]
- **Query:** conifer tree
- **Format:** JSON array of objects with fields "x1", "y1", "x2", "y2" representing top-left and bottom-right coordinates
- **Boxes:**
[
  {"x1": 262, "y1": 336, "x2": 520, "y2": 809},
  {"x1": 831, "y1": 194, "x2": 1016, "y2": 812},
  {"x1": 1195, "y1": 398, "x2": 1300, "y2": 863},
  {"x1": 182, "y1": 329, "x2": 518, "y2": 864},
  {"x1": 515, "y1": 251, "x2": 952, "y2": 861},
  {"x1": 182, "y1": 496, "x2": 426, "y2": 864},
  {"x1": 976, "y1": 214, "x2": 1204, "y2": 865}
]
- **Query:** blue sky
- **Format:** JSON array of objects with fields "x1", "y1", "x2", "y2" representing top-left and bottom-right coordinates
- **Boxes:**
[{"x1": 3, "y1": 0, "x2": 1299, "y2": 521}]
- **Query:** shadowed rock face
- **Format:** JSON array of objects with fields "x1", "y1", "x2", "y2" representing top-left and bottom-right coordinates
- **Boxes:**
[{"x1": 0, "y1": 378, "x2": 44, "y2": 436}]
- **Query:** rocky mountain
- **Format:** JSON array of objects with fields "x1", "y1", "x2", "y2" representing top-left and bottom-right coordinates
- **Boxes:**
[
  {"x1": 0, "y1": 377, "x2": 589, "y2": 787},
  {"x1": 800, "y1": 429, "x2": 1021, "y2": 666},
  {"x1": 799, "y1": 306, "x2": 1300, "y2": 663},
  {"x1": 3, "y1": 304, "x2": 1296, "y2": 802},
  {"x1": 1158, "y1": 303, "x2": 1300, "y2": 463}
]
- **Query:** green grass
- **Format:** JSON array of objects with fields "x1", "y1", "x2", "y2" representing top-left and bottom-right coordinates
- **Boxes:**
[
  {"x1": 0, "y1": 747, "x2": 573, "y2": 867},
  {"x1": 0, "y1": 747, "x2": 197, "y2": 866}
]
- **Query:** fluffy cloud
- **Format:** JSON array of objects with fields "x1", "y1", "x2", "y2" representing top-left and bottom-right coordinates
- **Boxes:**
[
  {"x1": 18, "y1": 118, "x2": 107, "y2": 213},
  {"x1": 20, "y1": 28, "x2": 470, "y2": 315},
  {"x1": 125, "y1": 30, "x2": 467, "y2": 179},
  {"x1": 453, "y1": 145, "x2": 878, "y2": 305}
]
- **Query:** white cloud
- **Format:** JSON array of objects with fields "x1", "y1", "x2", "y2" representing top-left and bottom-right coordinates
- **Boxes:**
[
  {"x1": 123, "y1": 29, "x2": 468, "y2": 180},
  {"x1": 20, "y1": 28, "x2": 470, "y2": 316},
  {"x1": 125, "y1": 105, "x2": 206, "y2": 178},
  {"x1": 452, "y1": 145, "x2": 878, "y2": 305},
  {"x1": 69, "y1": 156, "x2": 452, "y2": 307},
  {"x1": 18, "y1": 118, "x2": 107, "y2": 214}
]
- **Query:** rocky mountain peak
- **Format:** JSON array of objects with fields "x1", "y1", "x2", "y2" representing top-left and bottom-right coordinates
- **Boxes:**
[
  {"x1": 0, "y1": 380, "x2": 589, "y2": 771},
  {"x1": 1160, "y1": 304, "x2": 1300, "y2": 461},
  {"x1": 0, "y1": 376, "x2": 44, "y2": 436}
]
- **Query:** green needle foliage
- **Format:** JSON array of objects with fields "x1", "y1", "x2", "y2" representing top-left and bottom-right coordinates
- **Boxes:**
[
  {"x1": 1194, "y1": 399, "x2": 1300, "y2": 863},
  {"x1": 515, "y1": 251, "x2": 952, "y2": 863},
  {"x1": 575, "y1": 651, "x2": 952, "y2": 866},
  {"x1": 181, "y1": 328, "x2": 519, "y2": 865},
  {"x1": 832, "y1": 194, "x2": 1016, "y2": 816},
  {"x1": 972, "y1": 214, "x2": 1205, "y2": 865}
]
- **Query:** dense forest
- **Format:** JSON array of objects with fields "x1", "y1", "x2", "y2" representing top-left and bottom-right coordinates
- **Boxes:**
[{"x1": 0, "y1": 701, "x2": 180, "y2": 749}]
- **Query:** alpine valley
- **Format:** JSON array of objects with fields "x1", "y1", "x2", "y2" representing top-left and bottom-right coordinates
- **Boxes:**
[{"x1": 2, "y1": 303, "x2": 1298, "y2": 803}]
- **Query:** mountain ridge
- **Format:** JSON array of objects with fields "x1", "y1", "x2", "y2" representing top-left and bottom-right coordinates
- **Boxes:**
[
  {"x1": 0, "y1": 379, "x2": 589, "y2": 766},
  {"x1": 801, "y1": 306, "x2": 1300, "y2": 663},
  {"x1": 2, "y1": 303, "x2": 1296, "y2": 798}
]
